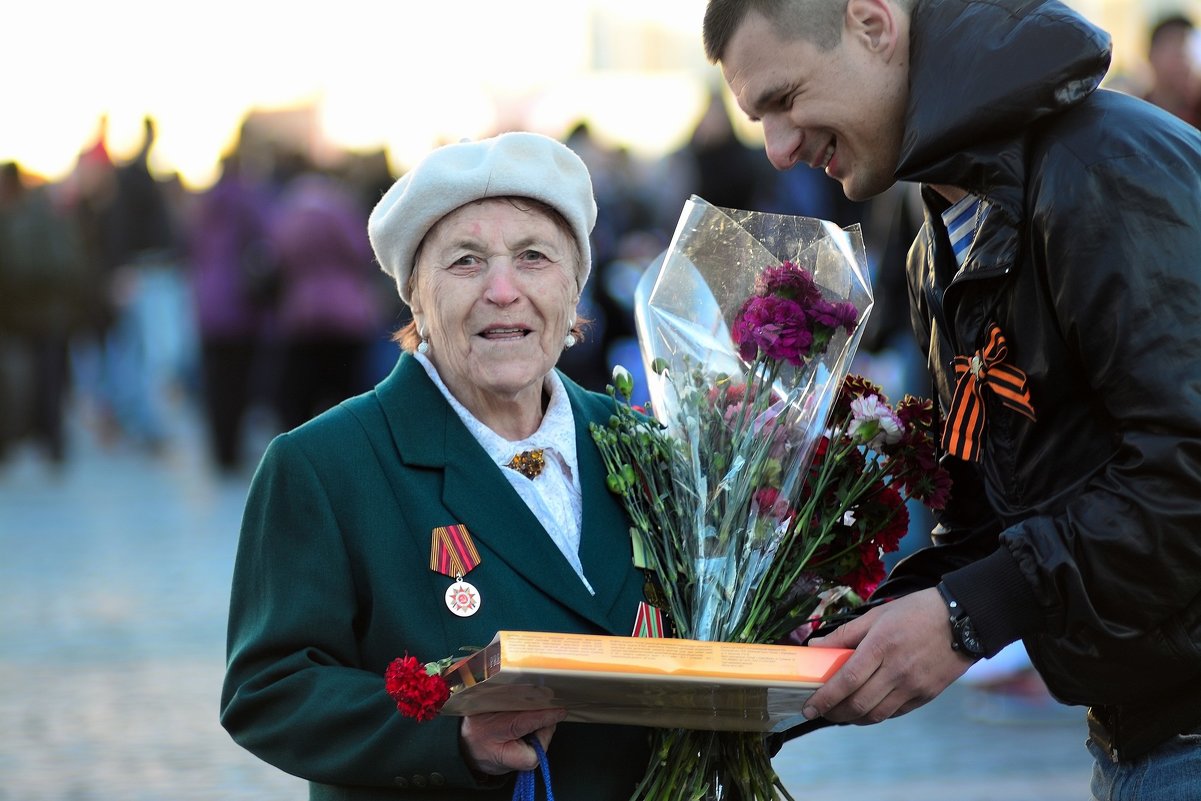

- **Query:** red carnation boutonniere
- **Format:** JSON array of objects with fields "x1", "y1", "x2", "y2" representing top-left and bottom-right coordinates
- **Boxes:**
[{"x1": 384, "y1": 654, "x2": 452, "y2": 723}]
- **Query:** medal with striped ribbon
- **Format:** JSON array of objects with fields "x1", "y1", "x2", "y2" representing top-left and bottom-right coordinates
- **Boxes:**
[{"x1": 430, "y1": 524, "x2": 483, "y2": 617}]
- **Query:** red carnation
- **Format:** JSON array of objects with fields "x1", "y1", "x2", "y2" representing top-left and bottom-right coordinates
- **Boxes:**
[
  {"x1": 870, "y1": 484, "x2": 909, "y2": 553},
  {"x1": 841, "y1": 542, "x2": 887, "y2": 599},
  {"x1": 385, "y1": 655, "x2": 450, "y2": 723},
  {"x1": 753, "y1": 486, "x2": 793, "y2": 520}
]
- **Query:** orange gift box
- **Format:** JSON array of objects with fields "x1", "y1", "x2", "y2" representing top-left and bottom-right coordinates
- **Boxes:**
[{"x1": 439, "y1": 630, "x2": 851, "y2": 732}]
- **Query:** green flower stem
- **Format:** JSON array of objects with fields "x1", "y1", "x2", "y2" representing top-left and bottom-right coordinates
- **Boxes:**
[{"x1": 630, "y1": 730, "x2": 794, "y2": 801}]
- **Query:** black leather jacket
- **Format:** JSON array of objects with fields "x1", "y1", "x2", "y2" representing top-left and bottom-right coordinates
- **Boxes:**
[{"x1": 874, "y1": 0, "x2": 1201, "y2": 759}]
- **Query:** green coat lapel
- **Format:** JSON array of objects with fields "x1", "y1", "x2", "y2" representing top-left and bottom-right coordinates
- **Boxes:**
[{"x1": 375, "y1": 356, "x2": 639, "y2": 635}]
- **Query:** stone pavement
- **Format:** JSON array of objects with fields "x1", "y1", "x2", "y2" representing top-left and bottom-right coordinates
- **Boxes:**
[{"x1": 0, "y1": 400, "x2": 1092, "y2": 801}]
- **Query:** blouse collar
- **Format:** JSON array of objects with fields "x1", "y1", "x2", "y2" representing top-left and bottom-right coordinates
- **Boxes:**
[{"x1": 413, "y1": 352, "x2": 579, "y2": 479}]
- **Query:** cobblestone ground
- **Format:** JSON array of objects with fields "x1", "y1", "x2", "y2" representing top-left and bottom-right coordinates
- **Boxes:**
[{"x1": 0, "y1": 402, "x2": 1092, "y2": 800}]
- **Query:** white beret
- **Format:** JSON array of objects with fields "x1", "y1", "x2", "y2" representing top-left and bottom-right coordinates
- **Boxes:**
[{"x1": 367, "y1": 131, "x2": 597, "y2": 303}]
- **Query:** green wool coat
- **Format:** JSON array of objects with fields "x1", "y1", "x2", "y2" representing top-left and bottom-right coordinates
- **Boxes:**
[{"x1": 221, "y1": 355, "x2": 654, "y2": 800}]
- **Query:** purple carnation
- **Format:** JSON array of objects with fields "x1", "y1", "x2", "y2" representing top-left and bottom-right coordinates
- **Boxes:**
[
  {"x1": 810, "y1": 298, "x2": 859, "y2": 333},
  {"x1": 755, "y1": 261, "x2": 822, "y2": 305},
  {"x1": 732, "y1": 296, "x2": 813, "y2": 366}
]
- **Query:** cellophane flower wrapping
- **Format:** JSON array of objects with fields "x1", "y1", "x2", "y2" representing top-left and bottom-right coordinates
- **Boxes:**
[{"x1": 592, "y1": 196, "x2": 949, "y2": 800}]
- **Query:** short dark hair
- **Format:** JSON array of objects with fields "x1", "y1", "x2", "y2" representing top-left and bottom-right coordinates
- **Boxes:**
[{"x1": 703, "y1": 0, "x2": 849, "y2": 63}]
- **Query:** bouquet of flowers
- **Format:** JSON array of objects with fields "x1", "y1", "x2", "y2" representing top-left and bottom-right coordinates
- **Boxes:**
[{"x1": 590, "y1": 196, "x2": 951, "y2": 800}]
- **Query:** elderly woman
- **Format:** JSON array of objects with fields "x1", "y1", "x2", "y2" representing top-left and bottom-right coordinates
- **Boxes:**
[{"x1": 219, "y1": 132, "x2": 654, "y2": 799}]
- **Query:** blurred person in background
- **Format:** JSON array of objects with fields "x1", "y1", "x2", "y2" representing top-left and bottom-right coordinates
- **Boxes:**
[
  {"x1": 676, "y1": 88, "x2": 772, "y2": 213},
  {"x1": 188, "y1": 152, "x2": 276, "y2": 474},
  {"x1": 1142, "y1": 12, "x2": 1201, "y2": 127},
  {"x1": 266, "y1": 167, "x2": 384, "y2": 432},
  {"x1": 97, "y1": 116, "x2": 191, "y2": 452},
  {"x1": 221, "y1": 132, "x2": 655, "y2": 799},
  {"x1": 559, "y1": 122, "x2": 620, "y2": 392},
  {"x1": 0, "y1": 162, "x2": 88, "y2": 466},
  {"x1": 62, "y1": 123, "x2": 122, "y2": 443},
  {"x1": 342, "y1": 148, "x2": 413, "y2": 384}
]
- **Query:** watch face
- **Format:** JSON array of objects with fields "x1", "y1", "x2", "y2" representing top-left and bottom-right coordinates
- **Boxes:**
[{"x1": 955, "y1": 619, "x2": 985, "y2": 656}]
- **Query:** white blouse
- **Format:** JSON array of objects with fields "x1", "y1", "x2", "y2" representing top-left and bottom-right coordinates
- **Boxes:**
[{"x1": 413, "y1": 353, "x2": 593, "y2": 594}]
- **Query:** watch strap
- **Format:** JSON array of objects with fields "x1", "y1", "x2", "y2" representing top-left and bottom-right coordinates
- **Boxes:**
[
  {"x1": 936, "y1": 581, "x2": 984, "y2": 657},
  {"x1": 936, "y1": 581, "x2": 961, "y2": 615}
]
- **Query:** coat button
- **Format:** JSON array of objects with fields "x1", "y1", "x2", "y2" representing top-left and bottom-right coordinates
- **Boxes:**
[
  {"x1": 412, "y1": 775, "x2": 428, "y2": 788},
  {"x1": 430, "y1": 772, "x2": 445, "y2": 787},
  {"x1": 392, "y1": 776, "x2": 409, "y2": 788}
]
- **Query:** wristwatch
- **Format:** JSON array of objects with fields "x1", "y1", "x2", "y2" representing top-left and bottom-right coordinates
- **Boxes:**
[{"x1": 936, "y1": 582, "x2": 986, "y2": 658}]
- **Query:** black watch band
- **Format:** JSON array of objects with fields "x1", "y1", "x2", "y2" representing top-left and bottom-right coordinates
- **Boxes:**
[{"x1": 936, "y1": 582, "x2": 985, "y2": 658}]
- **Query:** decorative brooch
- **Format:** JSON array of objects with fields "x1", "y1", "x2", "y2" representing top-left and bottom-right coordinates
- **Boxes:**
[{"x1": 506, "y1": 449, "x2": 545, "y2": 480}]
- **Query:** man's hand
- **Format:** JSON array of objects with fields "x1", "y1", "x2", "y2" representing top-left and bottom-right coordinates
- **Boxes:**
[
  {"x1": 801, "y1": 587, "x2": 976, "y2": 724},
  {"x1": 460, "y1": 708, "x2": 567, "y2": 775}
]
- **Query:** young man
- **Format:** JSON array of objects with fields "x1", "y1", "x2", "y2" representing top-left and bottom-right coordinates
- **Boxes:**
[{"x1": 704, "y1": 0, "x2": 1201, "y2": 795}]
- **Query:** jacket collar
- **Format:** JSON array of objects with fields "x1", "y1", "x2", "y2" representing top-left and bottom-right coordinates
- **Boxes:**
[
  {"x1": 897, "y1": 0, "x2": 1110, "y2": 216},
  {"x1": 375, "y1": 354, "x2": 637, "y2": 634}
]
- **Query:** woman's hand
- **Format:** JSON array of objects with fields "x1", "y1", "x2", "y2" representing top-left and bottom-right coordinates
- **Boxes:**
[{"x1": 460, "y1": 708, "x2": 567, "y2": 775}]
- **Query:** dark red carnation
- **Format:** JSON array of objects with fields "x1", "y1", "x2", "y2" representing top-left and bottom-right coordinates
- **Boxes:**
[
  {"x1": 385, "y1": 655, "x2": 450, "y2": 723},
  {"x1": 895, "y1": 395, "x2": 934, "y2": 431},
  {"x1": 870, "y1": 484, "x2": 909, "y2": 553},
  {"x1": 908, "y1": 463, "x2": 953, "y2": 510},
  {"x1": 841, "y1": 542, "x2": 887, "y2": 598}
]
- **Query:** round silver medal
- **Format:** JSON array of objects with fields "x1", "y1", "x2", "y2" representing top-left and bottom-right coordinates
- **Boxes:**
[{"x1": 445, "y1": 580, "x2": 481, "y2": 617}]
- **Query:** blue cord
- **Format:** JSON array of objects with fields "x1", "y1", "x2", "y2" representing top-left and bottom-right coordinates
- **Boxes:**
[{"x1": 511, "y1": 736, "x2": 554, "y2": 801}]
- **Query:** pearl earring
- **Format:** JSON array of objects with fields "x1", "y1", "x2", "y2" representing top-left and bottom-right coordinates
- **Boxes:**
[
  {"x1": 564, "y1": 333, "x2": 577, "y2": 349},
  {"x1": 416, "y1": 330, "x2": 430, "y2": 354}
]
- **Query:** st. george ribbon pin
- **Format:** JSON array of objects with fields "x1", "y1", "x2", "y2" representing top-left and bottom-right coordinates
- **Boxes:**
[{"x1": 430, "y1": 524, "x2": 482, "y2": 617}]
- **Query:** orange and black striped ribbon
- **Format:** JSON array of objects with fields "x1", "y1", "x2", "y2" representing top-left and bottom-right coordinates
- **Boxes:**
[
  {"x1": 941, "y1": 323, "x2": 1037, "y2": 461},
  {"x1": 429, "y1": 524, "x2": 482, "y2": 579}
]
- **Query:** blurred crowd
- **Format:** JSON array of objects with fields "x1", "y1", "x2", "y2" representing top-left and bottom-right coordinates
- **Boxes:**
[
  {"x1": 5, "y1": 6, "x2": 1198, "y2": 480},
  {"x1": 0, "y1": 93, "x2": 924, "y2": 480},
  {"x1": 0, "y1": 115, "x2": 401, "y2": 475},
  {"x1": 25, "y1": 3, "x2": 1191, "y2": 480}
]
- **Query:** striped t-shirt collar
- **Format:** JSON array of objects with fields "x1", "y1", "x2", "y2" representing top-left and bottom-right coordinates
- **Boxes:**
[{"x1": 941, "y1": 193, "x2": 989, "y2": 267}]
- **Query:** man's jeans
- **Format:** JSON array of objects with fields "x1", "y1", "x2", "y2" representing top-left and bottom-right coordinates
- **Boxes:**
[{"x1": 1090, "y1": 727, "x2": 1201, "y2": 800}]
